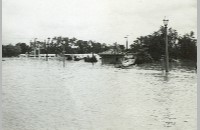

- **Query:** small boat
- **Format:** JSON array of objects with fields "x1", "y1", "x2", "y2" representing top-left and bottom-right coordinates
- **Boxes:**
[
  {"x1": 74, "y1": 56, "x2": 81, "y2": 61},
  {"x1": 84, "y1": 55, "x2": 98, "y2": 62},
  {"x1": 121, "y1": 58, "x2": 135, "y2": 67},
  {"x1": 66, "y1": 55, "x2": 73, "y2": 60}
]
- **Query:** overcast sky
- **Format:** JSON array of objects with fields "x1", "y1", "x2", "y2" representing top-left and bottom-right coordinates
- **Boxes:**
[{"x1": 2, "y1": 0, "x2": 197, "y2": 46}]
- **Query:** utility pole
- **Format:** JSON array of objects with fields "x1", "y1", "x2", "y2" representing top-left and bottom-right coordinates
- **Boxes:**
[
  {"x1": 124, "y1": 35, "x2": 129, "y2": 50},
  {"x1": 29, "y1": 40, "x2": 32, "y2": 57},
  {"x1": 63, "y1": 43, "x2": 66, "y2": 67},
  {"x1": 38, "y1": 41, "x2": 41, "y2": 58},
  {"x1": 34, "y1": 38, "x2": 37, "y2": 57},
  {"x1": 62, "y1": 38, "x2": 66, "y2": 67}
]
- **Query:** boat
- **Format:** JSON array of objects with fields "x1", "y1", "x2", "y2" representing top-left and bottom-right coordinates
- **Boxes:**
[
  {"x1": 74, "y1": 56, "x2": 81, "y2": 61},
  {"x1": 84, "y1": 55, "x2": 98, "y2": 62},
  {"x1": 122, "y1": 58, "x2": 136, "y2": 67}
]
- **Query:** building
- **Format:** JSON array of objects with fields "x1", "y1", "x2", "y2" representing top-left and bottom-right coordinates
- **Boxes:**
[{"x1": 99, "y1": 49, "x2": 125, "y2": 64}]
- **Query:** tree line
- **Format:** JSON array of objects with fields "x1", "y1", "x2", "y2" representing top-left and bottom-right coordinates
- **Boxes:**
[
  {"x1": 2, "y1": 43, "x2": 31, "y2": 57},
  {"x1": 2, "y1": 27, "x2": 197, "y2": 63},
  {"x1": 2, "y1": 37, "x2": 115, "y2": 57},
  {"x1": 36, "y1": 37, "x2": 111, "y2": 54},
  {"x1": 129, "y1": 26, "x2": 197, "y2": 63}
]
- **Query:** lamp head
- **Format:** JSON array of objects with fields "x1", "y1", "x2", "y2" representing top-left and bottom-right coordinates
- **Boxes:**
[{"x1": 163, "y1": 18, "x2": 169, "y2": 27}]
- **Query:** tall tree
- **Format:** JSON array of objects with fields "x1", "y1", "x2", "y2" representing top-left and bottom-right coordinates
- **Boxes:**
[
  {"x1": 130, "y1": 26, "x2": 178, "y2": 61},
  {"x1": 16, "y1": 43, "x2": 31, "y2": 54},
  {"x1": 177, "y1": 31, "x2": 197, "y2": 61},
  {"x1": 2, "y1": 44, "x2": 21, "y2": 57}
]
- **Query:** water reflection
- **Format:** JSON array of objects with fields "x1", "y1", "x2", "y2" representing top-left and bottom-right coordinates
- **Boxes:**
[
  {"x1": 151, "y1": 72, "x2": 176, "y2": 128},
  {"x1": 149, "y1": 65, "x2": 196, "y2": 129},
  {"x1": 162, "y1": 72, "x2": 169, "y2": 82},
  {"x1": 162, "y1": 108, "x2": 176, "y2": 128}
]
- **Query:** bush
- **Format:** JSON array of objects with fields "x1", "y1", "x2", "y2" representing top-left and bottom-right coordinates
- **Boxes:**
[
  {"x1": 134, "y1": 49, "x2": 153, "y2": 64},
  {"x1": 2, "y1": 44, "x2": 21, "y2": 57}
]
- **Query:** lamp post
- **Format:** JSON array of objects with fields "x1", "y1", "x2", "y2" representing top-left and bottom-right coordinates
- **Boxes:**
[
  {"x1": 124, "y1": 35, "x2": 129, "y2": 50},
  {"x1": 46, "y1": 38, "x2": 50, "y2": 61},
  {"x1": 88, "y1": 41, "x2": 94, "y2": 57},
  {"x1": 163, "y1": 18, "x2": 169, "y2": 72},
  {"x1": 37, "y1": 41, "x2": 41, "y2": 57},
  {"x1": 29, "y1": 40, "x2": 32, "y2": 57},
  {"x1": 62, "y1": 40, "x2": 66, "y2": 67},
  {"x1": 34, "y1": 38, "x2": 37, "y2": 57}
]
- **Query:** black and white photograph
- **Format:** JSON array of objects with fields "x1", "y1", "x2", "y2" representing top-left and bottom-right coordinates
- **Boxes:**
[{"x1": 2, "y1": 0, "x2": 197, "y2": 130}]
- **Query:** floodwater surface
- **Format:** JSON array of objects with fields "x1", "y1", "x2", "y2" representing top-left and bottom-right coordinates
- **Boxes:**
[{"x1": 2, "y1": 58, "x2": 197, "y2": 130}]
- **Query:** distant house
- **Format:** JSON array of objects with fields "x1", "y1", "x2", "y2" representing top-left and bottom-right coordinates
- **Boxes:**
[{"x1": 99, "y1": 49, "x2": 125, "y2": 64}]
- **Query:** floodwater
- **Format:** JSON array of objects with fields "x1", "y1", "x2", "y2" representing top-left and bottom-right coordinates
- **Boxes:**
[{"x1": 2, "y1": 57, "x2": 197, "y2": 130}]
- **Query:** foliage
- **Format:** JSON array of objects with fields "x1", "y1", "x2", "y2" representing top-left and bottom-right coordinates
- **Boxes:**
[
  {"x1": 16, "y1": 43, "x2": 31, "y2": 54},
  {"x1": 44, "y1": 37, "x2": 110, "y2": 54},
  {"x1": 130, "y1": 26, "x2": 196, "y2": 62},
  {"x1": 2, "y1": 44, "x2": 21, "y2": 57},
  {"x1": 24, "y1": 37, "x2": 111, "y2": 55},
  {"x1": 134, "y1": 48, "x2": 153, "y2": 64},
  {"x1": 177, "y1": 32, "x2": 197, "y2": 61},
  {"x1": 2, "y1": 29, "x2": 197, "y2": 62}
]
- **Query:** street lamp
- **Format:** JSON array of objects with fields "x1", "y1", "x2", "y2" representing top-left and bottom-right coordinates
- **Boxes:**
[
  {"x1": 29, "y1": 40, "x2": 32, "y2": 56},
  {"x1": 62, "y1": 40, "x2": 66, "y2": 67},
  {"x1": 37, "y1": 41, "x2": 41, "y2": 57},
  {"x1": 34, "y1": 38, "x2": 37, "y2": 57},
  {"x1": 163, "y1": 18, "x2": 169, "y2": 72},
  {"x1": 46, "y1": 38, "x2": 50, "y2": 61},
  {"x1": 88, "y1": 41, "x2": 94, "y2": 57}
]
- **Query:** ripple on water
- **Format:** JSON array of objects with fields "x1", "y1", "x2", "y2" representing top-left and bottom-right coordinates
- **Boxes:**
[{"x1": 2, "y1": 58, "x2": 197, "y2": 130}]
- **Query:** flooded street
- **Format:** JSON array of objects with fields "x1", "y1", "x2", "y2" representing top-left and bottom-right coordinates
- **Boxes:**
[{"x1": 2, "y1": 58, "x2": 197, "y2": 130}]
